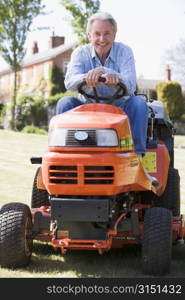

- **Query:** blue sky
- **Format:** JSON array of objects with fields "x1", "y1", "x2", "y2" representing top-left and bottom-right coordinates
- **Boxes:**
[{"x1": 0, "y1": 0, "x2": 185, "y2": 80}]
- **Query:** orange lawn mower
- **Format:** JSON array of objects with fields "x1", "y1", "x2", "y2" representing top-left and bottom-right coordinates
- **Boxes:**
[{"x1": 0, "y1": 78, "x2": 185, "y2": 276}]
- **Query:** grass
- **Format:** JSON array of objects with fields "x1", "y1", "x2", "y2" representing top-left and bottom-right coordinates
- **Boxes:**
[
  {"x1": 0, "y1": 129, "x2": 47, "y2": 206},
  {"x1": 0, "y1": 129, "x2": 185, "y2": 278}
]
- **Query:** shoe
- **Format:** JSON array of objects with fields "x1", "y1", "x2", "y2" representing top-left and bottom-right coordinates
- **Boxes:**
[
  {"x1": 138, "y1": 154, "x2": 159, "y2": 186},
  {"x1": 143, "y1": 168, "x2": 159, "y2": 186}
]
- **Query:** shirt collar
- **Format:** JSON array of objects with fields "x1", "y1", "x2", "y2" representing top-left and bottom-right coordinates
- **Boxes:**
[{"x1": 90, "y1": 42, "x2": 115, "y2": 63}]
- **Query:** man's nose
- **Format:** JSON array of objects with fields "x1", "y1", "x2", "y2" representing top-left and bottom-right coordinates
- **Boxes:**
[{"x1": 99, "y1": 34, "x2": 106, "y2": 42}]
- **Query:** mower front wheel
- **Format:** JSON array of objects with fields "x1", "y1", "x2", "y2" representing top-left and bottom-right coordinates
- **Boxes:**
[
  {"x1": 0, "y1": 202, "x2": 33, "y2": 268},
  {"x1": 31, "y1": 167, "x2": 50, "y2": 208},
  {"x1": 142, "y1": 207, "x2": 172, "y2": 275}
]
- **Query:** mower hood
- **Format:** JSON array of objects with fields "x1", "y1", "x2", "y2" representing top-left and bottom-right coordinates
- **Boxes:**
[{"x1": 49, "y1": 103, "x2": 131, "y2": 133}]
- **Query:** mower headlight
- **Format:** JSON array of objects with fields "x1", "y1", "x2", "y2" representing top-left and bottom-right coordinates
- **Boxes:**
[
  {"x1": 48, "y1": 128, "x2": 119, "y2": 147},
  {"x1": 96, "y1": 129, "x2": 118, "y2": 146},
  {"x1": 49, "y1": 128, "x2": 67, "y2": 146}
]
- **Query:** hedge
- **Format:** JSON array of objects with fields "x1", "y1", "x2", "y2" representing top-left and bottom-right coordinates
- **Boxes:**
[{"x1": 156, "y1": 81, "x2": 184, "y2": 120}]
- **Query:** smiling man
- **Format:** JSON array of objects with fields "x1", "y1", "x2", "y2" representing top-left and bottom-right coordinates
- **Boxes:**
[{"x1": 56, "y1": 12, "x2": 148, "y2": 158}]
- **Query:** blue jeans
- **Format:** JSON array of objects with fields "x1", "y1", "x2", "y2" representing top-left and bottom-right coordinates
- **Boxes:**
[{"x1": 56, "y1": 96, "x2": 148, "y2": 155}]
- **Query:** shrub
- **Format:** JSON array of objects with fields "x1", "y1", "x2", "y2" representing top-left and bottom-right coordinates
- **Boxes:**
[
  {"x1": 156, "y1": 81, "x2": 184, "y2": 121},
  {"x1": 47, "y1": 92, "x2": 65, "y2": 106},
  {"x1": 49, "y1": 65, "x2": 66, "y2": 96},
  {"x1": 47, "y1": 91, "x2": 78, "y2": 106},
  {"x1": 179, "y1": 114, "x2": 185, "y2": 123},
  {"x1": 17, "y1": 94, "x2": 48, "y2": 130},
  {"x1": 0, "y1": 104, "x2": 6, "y2": 125},
  {"x1": 22, "y1": 125, "x2": 47, "y2": 135}
]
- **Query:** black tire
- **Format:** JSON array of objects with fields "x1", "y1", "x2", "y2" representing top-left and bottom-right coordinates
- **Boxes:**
[
  {"x1": 142, "y1": 207, "x2": 172, "y2": 275},
  {"x1": 155, "y1": 168, "x2": 180, "y2": 216},
  {"x1": 0, "y1": 202, "x2": 33, "y2": 268},
  {"x1": 31, "y1": 167, "x2": 50, "y2": 208}
]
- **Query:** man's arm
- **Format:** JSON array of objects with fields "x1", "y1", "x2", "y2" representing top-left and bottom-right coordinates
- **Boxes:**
[
  {"x1": 103, "y1": 46, "x2": 137, "y2": 95},
  {"x1": 64, "y1": 46, "x2": 87, "y2": 91},
  {"x1": 65, "y1": 46, "x2": 105, "y2": 89}
]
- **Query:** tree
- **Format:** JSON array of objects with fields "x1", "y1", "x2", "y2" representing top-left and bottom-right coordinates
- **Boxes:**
[
  {"x1": 163, "y1": 39, "x2": 185, "y2": 88},
  {"x1": 61, "y1": 0, "x2": 100, "y2": 44},
  {"x1": 0, "y1": 0, "x2": 44, "y2": 129},
  {"x1": 156, "y1": 81, "x2": 184, "y2": 121}
]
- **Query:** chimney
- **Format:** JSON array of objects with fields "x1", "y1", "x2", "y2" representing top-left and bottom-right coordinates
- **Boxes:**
[
  {"x1": 31, "y1": 41, "x2": 39, "y2": 54},
  {"x1": 48, "y1": 32, "x2": 65, "y2": 48},
  {"x1": 165, "y1": 65, "x2": 171, "y2": 81}
]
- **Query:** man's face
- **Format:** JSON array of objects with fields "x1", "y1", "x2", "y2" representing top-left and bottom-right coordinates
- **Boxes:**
[{"x1": 88, "y1": 19, "x2": 116, "y2": 58}]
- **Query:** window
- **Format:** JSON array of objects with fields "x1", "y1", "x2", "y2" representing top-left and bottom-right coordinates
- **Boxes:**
[
  {"x1": 0, "y1": 75, "x2": 8, "y2": 88},
  {"x1": 10, "y1": 73, "x2": 14, "y2": 87},
  {"x1": 32, "y1": 66, "x2": 37, "y2": 81},
  {"x1": 22, "y1": 69, "x2": 27, "y2": 84},
  {"x1": 43, "y1": 62, "x2": 50, "y2": 79}
]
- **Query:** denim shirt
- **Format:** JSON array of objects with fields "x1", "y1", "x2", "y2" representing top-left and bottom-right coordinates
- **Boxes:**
[{"x1": 64, "y1": 41, "x2": 137, "y2": 103}]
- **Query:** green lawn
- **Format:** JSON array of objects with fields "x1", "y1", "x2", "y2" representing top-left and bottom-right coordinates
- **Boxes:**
[
  {"x1": 0, "y1": 129, "x2": 185, "y2": 278},
  {"x1": 0, "y1": 129, "x2": 47, "y2": 206}
]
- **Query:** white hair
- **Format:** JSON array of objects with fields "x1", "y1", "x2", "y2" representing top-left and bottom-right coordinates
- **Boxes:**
[{"x1": 86, "y1": 12, "x2": 117, "y2": 33}]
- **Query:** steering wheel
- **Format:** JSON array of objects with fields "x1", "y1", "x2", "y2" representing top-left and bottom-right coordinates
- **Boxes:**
[{"x1": 78, "y1": 77, "x2": 127, "y2": 103}]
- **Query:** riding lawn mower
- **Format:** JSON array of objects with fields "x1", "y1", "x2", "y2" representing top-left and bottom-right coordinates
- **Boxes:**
[{"x1": 0, "y1": 78, "x2": 184, "y2": 276}]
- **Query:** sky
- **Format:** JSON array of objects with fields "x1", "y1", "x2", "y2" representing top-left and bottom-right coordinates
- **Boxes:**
[{"x1": 0, "y1": 0, "x2": 185, "y2": 80}]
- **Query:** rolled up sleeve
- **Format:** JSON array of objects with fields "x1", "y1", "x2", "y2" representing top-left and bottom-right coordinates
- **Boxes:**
[
  {"x1": 104, "y1": 46, "x2": 136, "y2": 95},
  {"x1": 64, "y1": 47, "x2": 87, "y2": 91}
]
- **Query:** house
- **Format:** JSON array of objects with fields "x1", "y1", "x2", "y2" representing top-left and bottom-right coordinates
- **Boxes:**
[
  {"x1": 0, "y1": 34, "x2": 77, "y2": 105},
  {"x1": 137, "y1": 65, "x2": 172, "y2": 98}
]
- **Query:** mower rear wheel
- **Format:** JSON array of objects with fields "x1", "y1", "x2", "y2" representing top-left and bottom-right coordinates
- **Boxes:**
[
  {"x1": 31, "y1": 167, "x2": 50, "y2": 208},
  {"x1": 142, "y1": 207, "x2": 172, "y2": 275},
  {"x1": 155, "y1": 168, "x2": 180, "y2": 216},
  {"x1": 0, "y1": 202, "x2": 33, "y2": 268}
]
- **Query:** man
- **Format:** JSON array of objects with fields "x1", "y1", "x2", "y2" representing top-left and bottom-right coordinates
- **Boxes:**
[{"x1": 56, "y1": 12, "x2": 157, "y2": 184}]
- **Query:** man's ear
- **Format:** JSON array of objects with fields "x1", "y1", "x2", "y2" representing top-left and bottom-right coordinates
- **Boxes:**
[{"x1": 87, "y1": 32, "x2": 92, "y2": 41}]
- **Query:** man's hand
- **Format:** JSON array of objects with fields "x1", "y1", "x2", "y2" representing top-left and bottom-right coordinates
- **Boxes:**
[
  {"x1": 84, "y1": 67, "x2": 104, "y2": 87},
  {"x1": 101, "y1": 73, "x2": 120, "y2": 85}
]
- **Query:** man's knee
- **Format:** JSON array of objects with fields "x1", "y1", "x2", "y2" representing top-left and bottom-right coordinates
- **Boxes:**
[
  {"x1": 129, "y1": 96, "x2": 148, "y2": 110},
  {"x1": 56, "y1": 96, "x2": 82, "y2": 114},
  {"x1": 122, "y1": 96, "x2": 148, "y2": 117},
  {"x1": 129, "y1": 95, "x2": 145, "y2": 104}
]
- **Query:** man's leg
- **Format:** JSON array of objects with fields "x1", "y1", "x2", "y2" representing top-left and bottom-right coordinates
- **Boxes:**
[
  {"x1": 56, "y1": 96, "x2": 84, "y2": 114},
  {"x1": 113, "y1": 96, "x2": 148, "y2": 155},
  {"x1": 113, "y1": 96, "x2": 158, "y2": 185}
]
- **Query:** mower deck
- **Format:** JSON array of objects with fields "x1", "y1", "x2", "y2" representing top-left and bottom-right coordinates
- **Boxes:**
[{"x1": 31, "y1": 206, "x2": 185, "y2": 254}]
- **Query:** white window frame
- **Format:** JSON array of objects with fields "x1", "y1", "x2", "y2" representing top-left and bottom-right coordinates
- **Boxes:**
[
  {"x1": 43, "y1": 62, "x2": 50, "y2": 79},
  {"x1": 32, "y1": 66, "x2": 37, "y2": 81},
  {"x1": 10, "y1": 73, "x2": 14, "y2": 87},
  {"x1": 22, "y1": 69, "x2": 27, "y2": 84}
]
